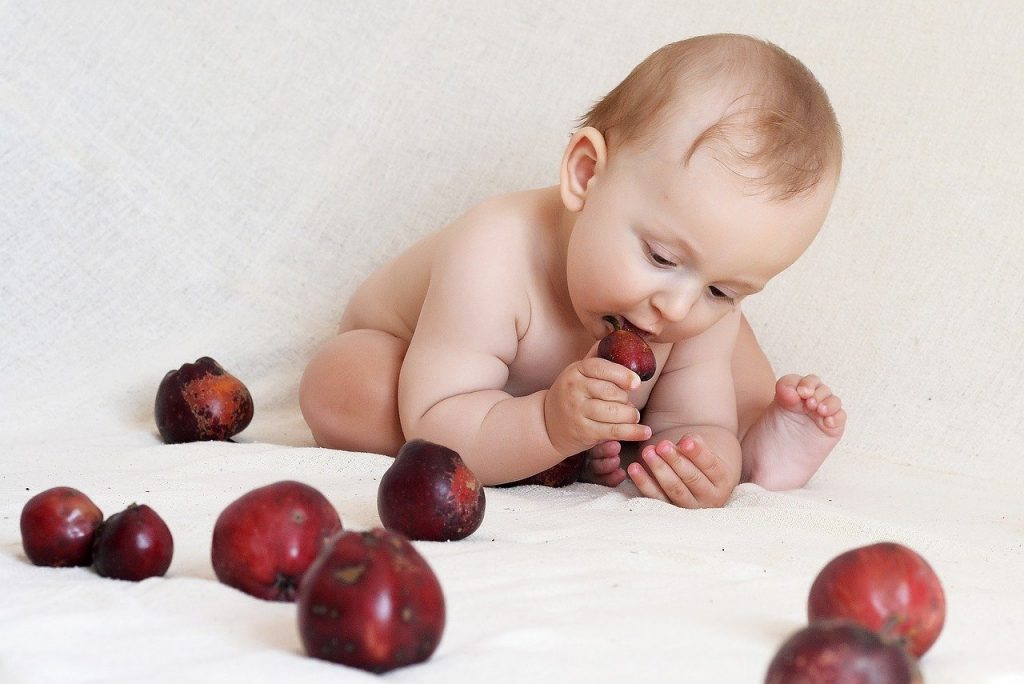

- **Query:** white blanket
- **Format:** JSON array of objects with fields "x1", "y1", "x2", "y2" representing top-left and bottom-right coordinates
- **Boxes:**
[{"x1": 3, "y1": 3, "x2": 1023, "y2": 682}]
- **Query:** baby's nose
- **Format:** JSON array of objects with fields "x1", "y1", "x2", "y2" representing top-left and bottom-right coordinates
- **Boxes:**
[{"x1": 651, "y1": 284, "x2": 701, "y2": 322}]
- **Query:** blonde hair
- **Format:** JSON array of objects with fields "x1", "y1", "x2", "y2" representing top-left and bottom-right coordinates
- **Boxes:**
[{"x1": 580, "y1": 34, "x2": 842, "y2": 200}]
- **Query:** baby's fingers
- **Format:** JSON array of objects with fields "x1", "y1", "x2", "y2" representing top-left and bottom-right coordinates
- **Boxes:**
[
  {"x1": 581, "y1": 441, "x2": 625, "y2": 486},
  {"x1": 584, "y1": 398, "x2": 640, "y2": 426},
  {"x1": 588, "y1": 468, "x2": 627, "y2": 487},
  {"x1": 598, "y1": 420, "x2": 651, "y2": 443},
  {"x1": 585, "y1": 377, "x2": 633, "y2": 404},
  {"x1": 578, "y1": 357, "x2": 642, "y2": 391},
  {"x1": 628, "y1": 446, "x2": 705, "y2": 508},
  {"x1": 580, "y1": 398, "x2": 650, "y2": 444},
  {"x1": 642, "y1": 442, "x2": 707, "y2": 508},
  {"x1": 627, "y1": 459, "x2": 672, "y2": 504},
  {"x1": 588, "y1": 458, "x2": 621, "y2": 476},
  {"x1": 629, "y1": 436, "x2": 731, "y2": 508},
  {"x1": 677, "y1": 435, "x2": 731, "y2": 489},
  {"x1": 590, "y1": 440, "x2": 621, "y2": 459}
]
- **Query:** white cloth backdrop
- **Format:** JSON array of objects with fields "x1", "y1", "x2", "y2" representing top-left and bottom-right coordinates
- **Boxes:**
[{"x1": 2, "y1": 2, "x2": 1023, "y2": 682}]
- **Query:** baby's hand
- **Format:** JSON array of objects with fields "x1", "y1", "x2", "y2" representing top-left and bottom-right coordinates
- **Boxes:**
[
  {"x1": 580, "y1": 440, "x2": 628, "y2": 487},
  {"x1": 543, "y1": 354, "x2": 652, "y2": 457},
  {"x1": 628, "y1": 434, "x2": 736, "y2": 508}
]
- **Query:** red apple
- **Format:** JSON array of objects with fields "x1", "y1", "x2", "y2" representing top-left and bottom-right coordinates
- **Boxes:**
[
  {"x1": 807, "y1": 542, "x2": 946, "y2": 658},
  {"x1": 154, "y1": 356, "x2": 254, "y2": 443},
  {"x1": 377, "y1": 439, "x2": 485, "y2": 541},
  {"x1": 599, "y1": 316, "x2": 656, "y2": 381},
  {"x1": 765, "y1": 620, "x2": 922, "y2": 683},
  {"x1": 20, "y1": 486, "x2": 103, "y2": 567},
  {"x1": 211, "y1": 480, "x2": 342, "y2": 601},
  {"x1": 501, "y1": 451, "x2": 586, "y2": 487},
  {"x1": 297, "y1": 528, "x2": 445, "y2": 673},
  {"x1": 92, "y1": 503, "x2": 174, "y2": 581}
]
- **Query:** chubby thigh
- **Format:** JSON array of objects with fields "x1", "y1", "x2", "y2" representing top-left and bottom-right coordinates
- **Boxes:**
[{"x1": 299, "y1": 329, "x2": 408, "y2": 455}]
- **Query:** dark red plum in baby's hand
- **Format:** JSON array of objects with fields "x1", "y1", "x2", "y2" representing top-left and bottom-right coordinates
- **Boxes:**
[
  {"x1": 765, "y1": 620, "x2": 922, "y2": 683},
  {"x1": 598, "y1": 317, "x2": 656, "y2": 381},
  {"x1": 377, "y1": 439, "x2": 485, "y2": 541},
  {"x1": 501, "y1": 451, "x2": 586, "y2": 488},
  {"x1": 297, "y1": 528, "x2": 445, "y2": 673},
  {"x1": 92, "y1": 503, "x2": 174, "y2": 581},
  {"x1": 211, "y1": 480, "x2": 342, "y2": 601},
  {"x1": 20, "y1": 486, "x2": 103, "y2": 567},
  {"x1": 154, "y1": 356, "x2": 254, "y2": 443},
  {"x1": 808, "y1": 542, "x2": 946, "y2": 658}
]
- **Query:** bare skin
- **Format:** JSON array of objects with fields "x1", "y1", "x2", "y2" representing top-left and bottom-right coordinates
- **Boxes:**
[{"x1": 300, "y1": 117, "x2": 847, "y2": 507}]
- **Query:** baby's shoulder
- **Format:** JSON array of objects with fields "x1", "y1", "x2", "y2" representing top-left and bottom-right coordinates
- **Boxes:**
[
  {"x1": 448, "y1": 188, "x2": 552, "y2": 243},
  {"x1": 434, "y1": 187, "x2": 556, "y2": 269}
]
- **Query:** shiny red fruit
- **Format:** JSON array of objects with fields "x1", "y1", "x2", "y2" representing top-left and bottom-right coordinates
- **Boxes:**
[
  {"x1": 298, "y1": 528, "x2": 445, "y2": 673},
  {"x1": 211, "y1": 481, "x2": 342, "y2": 601},
  {"x1": 501, "y1": 451, "x2": 586, "y2": 487},
  {"x1": 377, "y1": 440, "x2": 485, "y2": 541},
  {"x1": 92, "y1": 503, "x2": 174, "y2": 581},
  {"x1": 20, "y1": 487, "x2": 103, "y2": 567},
  {"x1": 765, "y1": 620, "x2": 922, "y2": 683},
  {"x1": 808, "y1": 542, "x2": 946, "y2": 658},
  {"x1": 598, "y1": 320, "x2": 656, "y2": 381},
  {"x1": 154, "y1": 356, "x2": 254, "y2": 443}
]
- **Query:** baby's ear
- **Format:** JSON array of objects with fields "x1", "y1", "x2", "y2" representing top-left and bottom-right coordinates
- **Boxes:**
[{"x1": 559, "y1": 127, "x2": 607, "y2": 212}]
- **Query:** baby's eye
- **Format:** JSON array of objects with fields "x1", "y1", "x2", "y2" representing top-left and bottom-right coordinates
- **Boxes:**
[
  {"x1": 646, "y1": 245, "x2": 676, "y2": 267},
  {"x1": 708, "y1": 286, "x2": 734, "y2": 301}
]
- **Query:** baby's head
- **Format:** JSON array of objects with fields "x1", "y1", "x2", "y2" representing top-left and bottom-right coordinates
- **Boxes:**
[
  {"x1": 559, "y1": 34, "x2": 842, "y2": 342},
  {"x1": 579, "y1": 33, "x2": 842, "y2": 200}
]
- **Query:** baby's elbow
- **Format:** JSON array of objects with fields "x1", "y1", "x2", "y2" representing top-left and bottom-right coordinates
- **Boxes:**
[
  {"x1": 398, "y1": 394, "x2": 471, "y2": 451},
  {"x1": 397, "y1": 403, "x2": 437, "y2": 445}
]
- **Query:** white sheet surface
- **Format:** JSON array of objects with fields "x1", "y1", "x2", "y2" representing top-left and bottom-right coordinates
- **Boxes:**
[{"x1": 3, "y1": 2, "x2": 1023, "y2": 682}]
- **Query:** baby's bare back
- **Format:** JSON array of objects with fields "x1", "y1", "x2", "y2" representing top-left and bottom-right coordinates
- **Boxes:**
[
  {"x1": 338, "y1": 228, "x2": 439, "y2": 340},
  {"x1": 339, "y1": 187, "x2": 649, "y2": 402}
]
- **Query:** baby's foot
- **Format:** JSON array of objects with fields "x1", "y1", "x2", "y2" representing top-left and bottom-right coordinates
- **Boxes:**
[{"x1": 741, "y1": 374, "x2": 847, "y2": 490}]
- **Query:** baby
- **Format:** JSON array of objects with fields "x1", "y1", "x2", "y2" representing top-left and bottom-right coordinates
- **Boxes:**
[{"x1": 300, "y1": 33, "x2": 846, "y2": 508}]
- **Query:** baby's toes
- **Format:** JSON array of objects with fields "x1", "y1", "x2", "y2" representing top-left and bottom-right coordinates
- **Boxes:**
[
  {"x1": 774, "y1": 374, "x2": 806, "y2": 410},
  {"x1": 822, "y1": 406, "x2": 847, "y2": 433},
  {"x1": 804, "y1": 382, "x2": 832, "y2": 411},
  {"x1": 796, "y1": 374, "x2": 822, "y2": 399},
  {"x1": 816, "y1": 393, "x2": 842, "y2": 417}
]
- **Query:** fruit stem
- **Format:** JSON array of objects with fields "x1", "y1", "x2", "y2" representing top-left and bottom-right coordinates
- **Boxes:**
[
  {"x1": 275, "y1": 573, "x2": 298, "y2": 601},
  {"x1": 880, "y1": 614, "x2": 906, "y2": 643},
  {"x1": 602, "y1": 315, "x2": 621, "y2": 332}
]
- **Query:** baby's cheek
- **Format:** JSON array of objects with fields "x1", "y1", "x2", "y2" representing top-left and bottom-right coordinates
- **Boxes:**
[{"x1": 682, "y1": 306, "x2": 735, "y2": 340}]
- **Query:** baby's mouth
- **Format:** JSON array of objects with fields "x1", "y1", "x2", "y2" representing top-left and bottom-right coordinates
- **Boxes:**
[{"x1": 603, "y1": 315, "x2": 652, "y2": 339}]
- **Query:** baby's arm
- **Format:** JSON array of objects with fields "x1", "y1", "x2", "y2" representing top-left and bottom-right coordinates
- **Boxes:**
[
  {"x1": 398, "y1": 231, "x2": 646, "y2": 485},
  {"x1": 629, "y1": 310, "x2": 743, "y2": 508}
]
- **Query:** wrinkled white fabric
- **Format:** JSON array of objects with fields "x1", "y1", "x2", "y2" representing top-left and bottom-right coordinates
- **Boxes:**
[{"x1": 2, "y1": 2, "x2": 1023, "y2": 682}]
